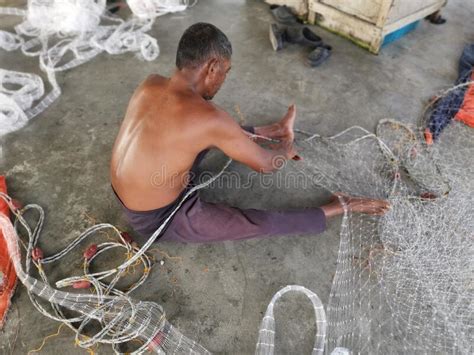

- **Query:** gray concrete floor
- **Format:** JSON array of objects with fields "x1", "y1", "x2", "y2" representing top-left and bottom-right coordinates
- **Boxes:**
[{"x1": 1, "y1": 0, "x2": 473, "y2": 354}]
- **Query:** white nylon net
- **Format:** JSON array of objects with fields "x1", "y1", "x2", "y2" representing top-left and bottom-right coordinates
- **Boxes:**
[
  {"x1": 0, "y1": 0, "x2": 196, "y2": 137},
  {"x1": 2, "y1": 107, "x2": 471, "y2": 354},
  {"x1": 0, "y1": 167, "x2": 224, "y2": 354},
  {"x1": 289, "y1": 82, "x2": 473, "y2": 353},
  {"x1": 0, "y1": 29, "x2": 472, "y2": 351},
  {"x1": 0, "y1": 82, "x2": 474, "y2": 354}
]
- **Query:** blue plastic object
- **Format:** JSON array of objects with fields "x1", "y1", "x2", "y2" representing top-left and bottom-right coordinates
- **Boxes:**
[{"x1": 382, "y1": 20, "x2": 420, "y2": 47}]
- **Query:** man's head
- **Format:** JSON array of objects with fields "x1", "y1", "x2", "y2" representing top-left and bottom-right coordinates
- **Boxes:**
[{"x1": 176, "y1": 23, "x2": 232, "y2": 100}]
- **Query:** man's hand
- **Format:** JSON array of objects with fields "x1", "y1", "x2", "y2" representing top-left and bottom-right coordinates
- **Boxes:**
[
  {"x1": 320, "y1": 193, "x2": 390, "y2": 218},
  {"x1": 334, "y1": 192, "x2": 390, "y2": 215},
  {"x1": 209, "y1": 107, "x2": 301, "y2": 173}
]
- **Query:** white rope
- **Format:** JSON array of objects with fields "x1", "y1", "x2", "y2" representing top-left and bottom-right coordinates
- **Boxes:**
[{"x1": 0, "y1": 0, "x2": 197, "y2": 137}]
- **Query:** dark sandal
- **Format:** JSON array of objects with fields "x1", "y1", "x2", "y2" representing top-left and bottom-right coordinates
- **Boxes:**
[
  {"x1": 270, "y1": 5, "x2": 299, "y2": 25},
  {"x1": 307, "y1": 45, "x2": 332, "y2": 67},
  {"x1": 426, "y1": 13, "x2": 447, "y2": 25}
]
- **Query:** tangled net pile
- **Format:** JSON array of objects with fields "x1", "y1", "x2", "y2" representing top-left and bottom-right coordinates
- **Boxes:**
[
  {"x1": 0, "y1": 166, "x2": 226, "y2": 353},
  {"x1": 0, "y1": 81, "x2": 472, "y2": 353},
  {"x1": 290, "y1": 81, "x2": 473, "y2": 353},
  {"x1": 0, "y1": 0, "x2": 196, "y2": 137}
]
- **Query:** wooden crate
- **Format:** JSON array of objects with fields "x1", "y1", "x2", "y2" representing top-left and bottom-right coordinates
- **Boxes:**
[{"x1": 308, "y1": 0, "x2": 446, "y2": 53}]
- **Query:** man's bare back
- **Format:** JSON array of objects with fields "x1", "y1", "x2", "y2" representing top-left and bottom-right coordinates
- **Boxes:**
[
  {"x1": 110, "y1": 70, "x2": 296, "y2": 211},
  {"x1": 111, "y1": 74, "x2": 212, "y2": 211}
]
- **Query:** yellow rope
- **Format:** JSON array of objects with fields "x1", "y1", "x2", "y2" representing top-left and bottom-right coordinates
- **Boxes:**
[
  {"x1": 74, "y1": 334, "x2": 98, "y2": 355},
  {"x1": 28, "y1": 323, "x2": 66, "y2": 354},
  {"x1": 234, "y1": 104, "x2": 246, "y2": 125},
  {"x1": 147, "y1": 247, "x2": 182, "y2": 262},
  {"x1": 123, "y1": 251, "x2": 143, "y2": 275}
]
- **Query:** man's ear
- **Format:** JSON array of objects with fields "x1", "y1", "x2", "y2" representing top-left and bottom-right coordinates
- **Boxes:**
[{"x1": 207, "y1": 58, "x2": 220, "y2": 75}]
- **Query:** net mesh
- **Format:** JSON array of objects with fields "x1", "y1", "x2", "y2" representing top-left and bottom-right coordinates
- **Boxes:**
[
  {"x1": 0, "y1": 0, "x2": 196, "y2": 137},
  {"x1": 0, "y1": 201, "x2": 211, "y2": 354},
  {"x1": 288, "y1": 82, "x2": 473, "y2": 353},
  {"x1": 0, "y1": 42, "x2": 472, "y2": 352}
]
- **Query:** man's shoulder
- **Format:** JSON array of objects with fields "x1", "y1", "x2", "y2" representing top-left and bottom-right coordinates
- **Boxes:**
[
  {"x1": 129, "y1": 75, "x2": 165, "y2": 103},
  {"x1": 138, "y1": 74, "x2": 168, "y2": 94},
  {"x1": 144, "y1": 73, "x2": 168, "y2": 84},
  {"x1": 194, "y1": 102, "x2": 234, "y2": 128},
  {"x1": 178, "y1": 102, "x2": 235, "y2": 142},
  {"x1": 178, "y1": 98, "x2": 223, "y2": 120}
]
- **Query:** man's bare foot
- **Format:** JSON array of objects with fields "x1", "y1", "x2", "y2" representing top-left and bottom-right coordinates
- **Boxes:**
[
  {"x1": 277, "y1": 104, "x2": 296, "y2": 141},
  {"x1": 333, "y1": 192, "x2": 390, "y2": 215},
  {"x1": 253, "y1": 104, "x2": 296, "y2": 141}
]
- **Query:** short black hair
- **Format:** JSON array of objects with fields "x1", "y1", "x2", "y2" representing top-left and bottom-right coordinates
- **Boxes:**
[{"x1": 176, "y1": 23, "x2": 232, "y2": 69}]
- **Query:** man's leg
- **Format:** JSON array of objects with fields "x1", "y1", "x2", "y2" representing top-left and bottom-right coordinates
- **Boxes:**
[
  {"x1": 159, "y1": 194, "x2": 326, "y2": 243},
  {"x1": 159, "y1": 193, "x2": 389, "y2": 243}
]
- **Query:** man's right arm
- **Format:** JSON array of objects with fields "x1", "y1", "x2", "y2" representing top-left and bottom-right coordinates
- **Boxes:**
[{"x1": 207, "y1": 110, "x2": 297, "y2": 173}]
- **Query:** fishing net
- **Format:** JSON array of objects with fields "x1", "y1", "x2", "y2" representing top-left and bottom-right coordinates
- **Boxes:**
[
  {"x1": 288, "y1": 81, "x2": 473, "y2": 353},
  {"x1": 128, "y1": 0, "x2": 195, "y2": 19},
  {"x1": 0, "y1": 76, "x2": 472, "y2": 353},
  {"x1": 0, "y1": 167, "x2": 224, "y2": 354},
  {"x1": 0, "y1": 0, "x2": 196, "y2": 137},
  {"x1": 255, "y1": 285, "x2": 327, "y2": 355}
]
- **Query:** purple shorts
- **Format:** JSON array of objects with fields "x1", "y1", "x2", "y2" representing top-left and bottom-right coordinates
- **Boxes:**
[{"x1": 158, "y1": 193, "x2": 326, "y2": 243}]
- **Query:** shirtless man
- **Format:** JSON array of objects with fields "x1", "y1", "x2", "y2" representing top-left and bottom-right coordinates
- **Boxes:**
[{"x1": 110, "y1": 23, "x2": 389, "y2": 242}]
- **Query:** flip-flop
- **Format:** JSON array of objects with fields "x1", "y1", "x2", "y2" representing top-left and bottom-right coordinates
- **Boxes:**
[
  {"x1": 270, "y1": 5, "x2": 299, "y2": 25},
  {"x1": 307, "y1": 44, "x2": 332, "y2": 67},
  {"x1": 426, "y1": 14, "x2": 447, "y2": 25}
]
